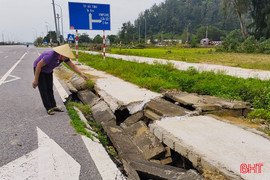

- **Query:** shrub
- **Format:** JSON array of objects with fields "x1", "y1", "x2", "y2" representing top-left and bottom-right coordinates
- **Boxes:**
[{"x1": 241, "y1": 36, "x2": 260, "y2": 53}]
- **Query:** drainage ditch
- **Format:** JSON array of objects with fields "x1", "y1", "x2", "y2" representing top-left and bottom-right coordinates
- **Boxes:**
[{"x1": 66, "y1": 91, "x2": 202, "y2": 180}]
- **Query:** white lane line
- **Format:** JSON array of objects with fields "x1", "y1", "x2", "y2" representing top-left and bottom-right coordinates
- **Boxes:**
[
  {"x1": 81, "y1": 136, "x2": 125, "y2": 180},
  {"x1": 0, "y1": 52, "x2": 26, "y2": 86},
  {"x1": 0, "y1": 127, "x2": 81, "y2": 180},
  {"x1": 75, "y1": 108, "x2": 125, "y2": 180},
  {"x1": 53, "y1": 76, "x2": 69, "y2": 102}
]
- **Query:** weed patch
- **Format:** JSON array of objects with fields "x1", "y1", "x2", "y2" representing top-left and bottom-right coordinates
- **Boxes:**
[{"x1": 66, "y1": 101, "x2": 109, "y2": 146}]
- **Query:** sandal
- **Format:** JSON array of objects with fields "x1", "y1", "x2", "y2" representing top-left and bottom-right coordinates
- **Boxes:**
[
  {"x1": 47, "y1": 109, "x2": 55, "y2": 115},
  {"x1": 53, "y1": 106, "x2": 64, "y2": 112}
]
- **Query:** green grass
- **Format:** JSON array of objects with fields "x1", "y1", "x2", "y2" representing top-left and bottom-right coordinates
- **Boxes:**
[
  {"x1": 108, "y1": 48, "x2": 270, "y2": 71},
  {"x1": 66, "y1": 101, "x2": 109, "y2": 146},
  {"x1": 78, "y1": 52, "x2": 270, "y2": 114},
  {"x1": 66, "y1": 102, "x2": 94, "y2": 140}
]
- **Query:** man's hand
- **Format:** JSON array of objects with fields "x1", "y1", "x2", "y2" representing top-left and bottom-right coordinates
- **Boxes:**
[{"x1": 32, "y1": 80, "x2": 38, "y2": 89}]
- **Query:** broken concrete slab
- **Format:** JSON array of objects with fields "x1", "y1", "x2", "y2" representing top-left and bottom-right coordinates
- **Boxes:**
[
  {"x1": 121, "y1": 112, "x2": 143, "y2": 127},
  {"x1": 130, "y1": 161, "x2": 202, "y2": 180},
  {"x1": 91, "y1": 101, "x2": 116, "y2": 124},
  {"x1": 123, "y1": 121, "x2": 166, "y2": 160},
  {"x1": 144, "y1": 98, "x2": 190, "y2": 121},
  {"x1": 70, "y1": 74, "x2": 87, "y2": 90},
  {"x1": 165, "y1": 92, "x2": 202, "y2": 106},
  {"x1": 77, "y1": 90, "x2": 100, "y2": 107},
  {"x1": 77, "y1": 65, "x2": 161, "y2": 112},
  {"x1": 165, "y1": 92, "x2": 251, "y2": 117},
  {"x1": 153, "y1": 115, "x2": 270, "y2": 180},
  {"x1": 66, "y1": 82, "x2": 78, "y2": 93},
  {"x1": 101, "y1": 120, "x2": 143, "y2": 180}
]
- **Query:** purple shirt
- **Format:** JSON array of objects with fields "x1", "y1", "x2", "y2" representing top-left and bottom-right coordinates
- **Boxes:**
[{"x1": 33, "y1": 50, "x2": 70, "y2": 73}]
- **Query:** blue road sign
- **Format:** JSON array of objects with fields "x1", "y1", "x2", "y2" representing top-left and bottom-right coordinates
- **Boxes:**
[
  {"x1": 69, "y1": 2, "x2": 110, "y2": 30},
  {"x1": 67, "y1": 34, "x2": 75, "y2": 41},
  {"x1": 43, "y1": 41, "x2": 48, "y2": 44}
]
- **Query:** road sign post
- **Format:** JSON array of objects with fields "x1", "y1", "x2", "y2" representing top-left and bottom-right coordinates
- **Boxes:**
[
  {"x1": 76, "y1": 30, "x2": 78, "y2": 64},
  {"x1": 69, "y1": 2, "x2": 110, "y2": 61}
]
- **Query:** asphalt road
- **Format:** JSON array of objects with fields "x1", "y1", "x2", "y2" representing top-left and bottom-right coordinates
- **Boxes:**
[{"x1": 0, "y1": 45, "x2": 102, "y2": 179}]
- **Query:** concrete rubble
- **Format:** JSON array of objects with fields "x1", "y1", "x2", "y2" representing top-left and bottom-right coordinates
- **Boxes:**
[
  {"x1": 55, "y1": 64, "x2": 270, "y2": 180},
  {"x1": 165, "y1": 91, "x2": 252, "y2": 117}
]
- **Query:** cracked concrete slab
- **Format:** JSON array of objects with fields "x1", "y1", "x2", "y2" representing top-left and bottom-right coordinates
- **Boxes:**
[
  {"x1": 150, "y1": 115, "x2": 270, "y2": 180},
  {"x1": 77, "y1": 65, "x2": 161, "y2": 112}
]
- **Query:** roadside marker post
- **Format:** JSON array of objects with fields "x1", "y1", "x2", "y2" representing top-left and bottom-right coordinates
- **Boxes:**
[
  {"x1": 69, "y1": 2, "x2": 111, "y2": 61},
  {"x1": 103, "y1": 30, "x2": 105, "y2": 60},
  {"x1": 76, "y1": 29, "x2": 78, "y2": 63}
]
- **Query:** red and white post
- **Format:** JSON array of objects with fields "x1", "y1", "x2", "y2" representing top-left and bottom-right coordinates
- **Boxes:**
[
  {"x1": 103, "y1": 30, "x2": 105, "y2": 60},
  {"x1": 75, "y1": 29, "x2": 79, "y2": 63}
]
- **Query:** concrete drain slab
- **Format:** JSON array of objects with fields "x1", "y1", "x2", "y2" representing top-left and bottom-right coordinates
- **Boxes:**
[
  {"x1": 79, "y1": 65, "x2": 161, "y2": 112},
  {"x1": 150, "y1": 116, "x2": 270, "y2": 180}
]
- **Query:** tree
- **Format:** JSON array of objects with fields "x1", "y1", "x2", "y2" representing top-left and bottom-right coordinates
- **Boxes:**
[
  {"x1": 78, "y1": 33, "x2": 91, "y2": 43},
  {"x1": 222, "y1": 0, "x2": 250, "y2": 39},
  {"x1": 120, "y1": 0, "x2": 240, "y2": 42},
  {"x1": 93, "y1": 35, "x2": 103, "y2": 44},
  {"x1": 107, "y1": 35, "x2": 119, "y2": 44},
  {"x1": 43, "y1": 31, "x2": 57, "y2": 43},
  {"x1": 249, "y1": 0, "x2": 270, "y2": 39},
  {"x1": 35, "y1": 37, "x2": 43, "y2": 46},
  {"x1": 119, "y1": 21, "x2": 134, "y2": 44}
]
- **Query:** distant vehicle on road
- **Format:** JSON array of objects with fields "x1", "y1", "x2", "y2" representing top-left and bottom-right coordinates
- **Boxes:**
[{"x1": 200, "y1": 38, "x2": 222, "y2": 46}]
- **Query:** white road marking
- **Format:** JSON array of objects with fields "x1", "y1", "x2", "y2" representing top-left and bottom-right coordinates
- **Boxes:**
[
  {"x1": 37, "y1": 127, "x2": 80, "y2": 180},
  {"x1": 2, "y1": 75, "x2": 21, "y2": 84},
  {"x1": 53, "y1": 76, "x2": 69, "y2": 102},
  {"x1": 0, "y1": 53, "x2": 26, "y2": 86},
  {"x1": 4, "y1": 56, "x2": 8, "y2": 58},
  {"x1": 0, "y1": 127, "x2": 81, "y2": 180},
  {"x1": 81, "y1": 135, "x2": 126, "y2": 180}
]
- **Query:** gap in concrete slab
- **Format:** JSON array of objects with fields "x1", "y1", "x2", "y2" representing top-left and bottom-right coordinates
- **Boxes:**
[
  {"x1": 115, "y1": 108, "x2": 131, "y2": 125},
  {"x1": 69, "y1": 93, "x2": 82, "y2": 103},
  {"x1": 163, "y1": 96, "x2": 196, "y2": 111},
  {"x1": 137, "y1": 171, "x2": 166, "y2": 180},
  {"x1": 169, "y1": 149, "x2": 195, "y2": 170}
]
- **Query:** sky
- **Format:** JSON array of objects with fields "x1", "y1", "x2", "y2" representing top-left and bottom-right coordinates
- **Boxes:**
[{"x1": 0, "y1": 0, "x2": 165, "y2": 43}]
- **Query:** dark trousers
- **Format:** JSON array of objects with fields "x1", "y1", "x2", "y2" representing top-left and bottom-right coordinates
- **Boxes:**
[{"x1": 34, "y1": 68, "x2": 56, "y2": 111}]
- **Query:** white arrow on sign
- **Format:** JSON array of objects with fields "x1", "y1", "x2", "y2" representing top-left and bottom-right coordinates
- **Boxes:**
[
  {"x1": 89, "y1": 13, "x2": 102, "y2": 30},
  {"x1": 0, "y1": 127, "x2": 80, "y2": 180}
]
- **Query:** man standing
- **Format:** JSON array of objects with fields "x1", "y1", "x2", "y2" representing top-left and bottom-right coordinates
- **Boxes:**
[{"x1": 32, "y1": 44, "x2": 87, "y2": 115}]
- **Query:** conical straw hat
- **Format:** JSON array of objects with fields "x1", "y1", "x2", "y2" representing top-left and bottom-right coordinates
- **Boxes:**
[{"x1": 53, "y1": 44, "x2": 75, "y2": 59}]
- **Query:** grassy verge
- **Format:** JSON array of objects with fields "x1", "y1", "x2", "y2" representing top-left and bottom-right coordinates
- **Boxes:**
[
  {"x1": 78, "y1": 52, "x2": 270, "y2": 124},
  {"x1": 66, "y1": 101, "x2": 109, "y2": 146},
  {"x1": 107, "y1": 48, "x2": 270, "y2": 71}
]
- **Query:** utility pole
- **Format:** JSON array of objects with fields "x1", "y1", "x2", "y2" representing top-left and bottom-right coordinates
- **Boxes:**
[
  {"x1": 2, "y1": 32, "x2": 4, "y2": 43},
  {"x1": 206, "y1": 25, "x2": 208, "y2": 39},
  {"x1": 55, "y1": 4, "x2": 64, "y2": 43},
  {"x1": 139, "y1": 23, "x2": 140, "y2": 44},
  {"x1": 187, "y1": 23, "x2": 191, "y2": 43},
  {"x1": 57, "y1": 13, "x2": 61, "y2": 44},
  {"x1": 45, "y1": 22, "x2": 52, "y2": 47},
  {"x1": 145, "y1": 18, "x2": 146, "y2": 44},
  {"x1": 52, "y1": 0, "x2": 60, "y2": 46}
]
